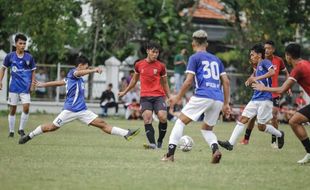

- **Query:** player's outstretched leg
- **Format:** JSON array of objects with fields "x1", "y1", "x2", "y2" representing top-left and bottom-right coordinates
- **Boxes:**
[
  {"x1": 19, "y1": 124, "x2": 58, "y2": 144},
  {"x1": 90, "y1": 117, "x2": 140, "y2": 141}
]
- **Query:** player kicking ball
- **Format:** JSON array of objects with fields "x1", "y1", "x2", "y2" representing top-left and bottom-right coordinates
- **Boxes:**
[
  {"x1": 218, "y1": 43, "x2": 284, "y2": 151},
  {"x1": 19, "y1": 56, "x2": 140, "y2": 144}
]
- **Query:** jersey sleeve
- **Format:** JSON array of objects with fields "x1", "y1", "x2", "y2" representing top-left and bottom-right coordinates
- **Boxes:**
[
  {"x1": 218, "y1": 58, "x2": 226, "y2": 75},
  {"x1": 279, "y1": 59, "x2": 286, "y2": 71},
  {"x1": 185, "y1": 56, "x2": 196, "y2": 75},
  {"x1": 264, "y1": 60, "x2": 273, "y2": 70},
  {"x1": 30, "y1": 55, "x2": 36, "y2": 70},
  {"x1": 134, "y1": 62, "x2": 140, "y2": 74},
  {"x1": 160, "y1": 64, "x2": 167, "y2": 77},
  {"x1": 289, "y1": 66, "x2": 301, "y2": 81},
  {"x1": 70, "y1": 69, "x2": 79, "y2": 79},
  {"x1": 3, "y1": 53, "x2": 11, "y2": 68}
]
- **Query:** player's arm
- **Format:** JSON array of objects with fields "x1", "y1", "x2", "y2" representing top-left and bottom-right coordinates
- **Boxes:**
[
  {"x1": 0, "y1": 67, "x2": 6, "y2": 90},
  {"x1": 160, "y1": 75, "x2": 171, "y2": 98},
  {"x1": 252, "y1": 78, "x2": 295, "y2": 94},
  {"x1": 36, "y1": 80, "x2": 66, "y2": 87},
  {"x1": 281, "y1": 68, "x2": 293, "y2": 95},
  {"x1": 245, "y1": 70, "x2": 255, "y2": 86},
  {"x1": 118, "y1": 73, "x2": 139, "y2": 97},
  {"x1": 74, "y1": 67, "x2": 102, "y2": 77},
  {"x1": 221, "y1": 74, "x2": 231, "y2": 116},
  {"x1": 255, "y1": 67, "x2": 275, "y2": 81}
]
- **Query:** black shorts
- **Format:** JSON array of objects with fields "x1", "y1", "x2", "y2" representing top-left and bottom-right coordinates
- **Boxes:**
[
  {"x1": 298, "y1": 104, "x2": 310, "y2": 120},
  {"x1": 140, "y1": 96, "x2": 167, "y2": 114},
  {"x1": 272, "y1": 97, "x2": 280, "y2": 107}
]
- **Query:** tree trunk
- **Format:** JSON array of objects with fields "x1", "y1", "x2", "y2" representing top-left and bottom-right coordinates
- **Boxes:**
[{"x1": 88, "y1": 8, "x2": 100, "y2": 100}]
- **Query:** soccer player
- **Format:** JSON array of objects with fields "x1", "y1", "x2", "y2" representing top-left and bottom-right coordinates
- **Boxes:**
[
  {"x1": 161, "y1": 30, "x2": 231, "y2": 163},
  {"x1": 218, "y1": 43, "x2": 285, "y2": 151},
  {"x1": 18, "y1": 56, "x2": 140, "y2": 144},
  {"x1": 240, "y1": 40, "x2": 290, "y2": 148},
  {"x1": 0, "y1": 34, "x2": 36, "y2": 137},
  {"x1": 253, "y1": 43, "x2": 310, "y2": 164},
  {"x1": 118, "y1": 42, "x2": 171, "y2": 149}
]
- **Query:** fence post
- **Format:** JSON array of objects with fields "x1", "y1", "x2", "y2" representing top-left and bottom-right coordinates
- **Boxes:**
[
  {"x1": 105, "y1": 56, "x2": 121, "y2": 95},
  {"x1": 55, "y1": 62, "x2": 61, "y2": 102},
  {"x1": 0, "y1": 49, "x2": 7, "y2": 102}
]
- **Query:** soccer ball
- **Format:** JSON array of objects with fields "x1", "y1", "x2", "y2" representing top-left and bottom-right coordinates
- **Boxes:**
[{"x1": 178, "y1": 135, "x2": 194, "y2": 152}]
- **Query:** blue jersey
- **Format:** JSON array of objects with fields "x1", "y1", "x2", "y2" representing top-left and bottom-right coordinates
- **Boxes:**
[
  {"x1": 63, "y1": 69, "x2": 87, "y2": 112},
  {"x1": 251, "y1": 59, "x2": 273, "y2": 101},
  {"x1": 3, "y1": 52, "x2": 36, "y2": 93},
  {"x1": 186, "y1": 51, "x2": 226, "y2": 101}
]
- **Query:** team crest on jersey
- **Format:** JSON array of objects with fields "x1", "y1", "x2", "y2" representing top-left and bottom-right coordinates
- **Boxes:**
[
  {"x1": 273, "y1": 65, "x2": 277, "y2": 70},
  {"x1": 26, "y1": 61, "x2": 30, "y2": 65},
  {"x1": 12, "y1": 66, "x2": 17, "y2": 72},
  {"x1": 153, "y1": 69, "x2": 158, "y2": 75},
  {"x1": 258, "y1": 66, "x2": 263, "y2": 71}
]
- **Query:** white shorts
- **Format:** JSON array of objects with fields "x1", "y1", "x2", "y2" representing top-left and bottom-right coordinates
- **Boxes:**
[
  {"x1": 8, "y1": 92, "x2": 31, "y2": 105},
  {"x1": 242, "y1": 100, "x2": 273, "y2": 124},
  {"x1": 53, "y1": 110, "x2": 98, "y2": 127},
  {"x1": 181, "y1": 96, "x2": 223, "y2": 126}
]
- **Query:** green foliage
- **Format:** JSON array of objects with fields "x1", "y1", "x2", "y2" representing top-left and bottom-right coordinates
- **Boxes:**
[
  {"x1": 135, "y1": 0, "x2": 191, "y2": 67},
  {"x1": 0, "y1": 0, "x2": 83, "y2": 63}
]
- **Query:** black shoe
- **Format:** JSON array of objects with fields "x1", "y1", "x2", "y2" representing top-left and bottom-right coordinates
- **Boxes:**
[
  {"x1": 18, "y1": 130, "x2": 25, "y2": 137},
  {"x1": 124, "y1": 128, "x2": 140, "y2": 141},
  {"x1": 277, "y1": 131, "x2": 285, "y2": 149},
  {"x1": 157, "y1": 141, "x2": 162, "y2": 149},
  {"x1": 218, "y1": 140, "x2": 233, "y2": 151},
  {"x1": 8, "y1": 132, "x2": 14, "y2": 137},
  {"x1": 19, "y1": 135, "x2": 31, "y2": 144}
]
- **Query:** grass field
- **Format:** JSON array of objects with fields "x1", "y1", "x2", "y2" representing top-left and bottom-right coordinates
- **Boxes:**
[{"x1": 0, "y1": 114, "x2": 310, "y2": 190}]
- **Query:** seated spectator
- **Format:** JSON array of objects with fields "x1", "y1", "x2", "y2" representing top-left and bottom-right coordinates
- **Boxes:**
[
  {"x1": 121, "y1": 88, "x2": 139, "y2": 108},
  {"x1": 99, "y1": 83, "x2": 118, "y2": 117},
  {"x1": 295, "y1": 91, "x2": 306, "y2": 110},
  {"x1": 126, "y1": 99, "x2": 142, "y2": 120}
]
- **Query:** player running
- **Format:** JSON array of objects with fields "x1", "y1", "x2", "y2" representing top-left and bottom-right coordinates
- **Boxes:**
[
  {"x1": 218, "y1": 43, "x2": 284, "y2": 151},
  {"x1": 253, "y1": 43, "x2": 310, "y2": 164}
]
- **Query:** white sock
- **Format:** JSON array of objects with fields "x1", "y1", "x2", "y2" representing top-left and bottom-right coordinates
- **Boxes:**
[
  {"x1": 168, "y1": 119, "x2": 185, "y2": 145},
  {"x1": 201, "y1": 130, "x2": 218, "y2": 147},
  {"x1": 229, "y1": 122, "x2": 245, "y2": 145},
  {"x1": 111, "y1": 127, "x2": 128, "y2": 137},
  {"x1": 19, "y1": 112, "x2": 29, "y2": 130},
  {"x1": 264, "y1": 124, "x2": 282, "y2": 137},
  {"x1": 8, "y1": 115, "x2": 16, "y2": 133},
  {"x1": 29, "y1": 125, "x2": 43, "y2": 138}
]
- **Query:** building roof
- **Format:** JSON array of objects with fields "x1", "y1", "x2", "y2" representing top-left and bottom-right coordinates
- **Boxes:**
[{"x1": 181, "y1": 0, "x2": 229, "y2": 20}]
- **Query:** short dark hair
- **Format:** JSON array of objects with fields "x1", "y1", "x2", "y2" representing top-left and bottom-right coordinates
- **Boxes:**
[
  {"x1": 251, "y1": 43, "x2": 265, "y2": 59},
  {"x1": 146, "y1": 41, "x2": 161, "y2": 51},
  {"x1": 108, "y1": 83, "x2": 113, "y2": 87},
  {"x1": 285, "y1": 43, "x2": 301, "y2": 59},
  {"x1": 15, "y1": 33, "x2": 27, "y2": 43},
  {"x1": 265, "y1": 40, "x2": 275, "y2": 47},
  {"x1": 75, "y1": 55, "x2": 89, "y2": 67}
]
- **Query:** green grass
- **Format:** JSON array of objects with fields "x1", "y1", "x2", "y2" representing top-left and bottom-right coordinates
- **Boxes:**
[{"x1": 0, "y1": 114, "x2": 310, "y2": 190}]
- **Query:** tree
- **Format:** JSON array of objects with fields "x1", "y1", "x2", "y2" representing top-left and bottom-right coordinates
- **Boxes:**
[{"x1": 0, "y1": 0, "x2": 83, "y2": 64}]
